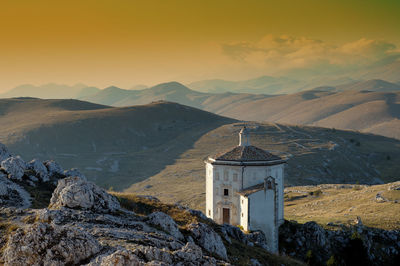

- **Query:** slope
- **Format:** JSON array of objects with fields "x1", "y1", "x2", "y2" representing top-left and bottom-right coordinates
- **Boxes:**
[
  {"x1": 0, "y1": 98, "x2": 235, "y2": 190},
  {"x1": 127, "y1": 123, "x2": 400, "y2": 210}
]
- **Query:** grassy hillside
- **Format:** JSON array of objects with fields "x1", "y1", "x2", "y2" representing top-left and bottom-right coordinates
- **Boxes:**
[
  {"x1": 127, "y1": 123, "x2": 400, "y2": 210},
  {"x1": 0, "y1": 98, "x2": 235, "y2": 190},
  {"x1": 284, "y1": 182, "x2": 400, "y2": 230}
]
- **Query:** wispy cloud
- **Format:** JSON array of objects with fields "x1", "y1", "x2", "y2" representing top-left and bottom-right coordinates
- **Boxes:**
[{"x1": 221, "y1": 35, "x2": 400, "y2": 77}]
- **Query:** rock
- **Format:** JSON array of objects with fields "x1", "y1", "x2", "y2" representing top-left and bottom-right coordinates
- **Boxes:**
[
  {"x1": 250, "y1": 258, "x2": 262, "y2": 266},
  {"x1": 64, "y1": 168, "x2": 86, "y2": 180},
  {"x1": 188, "y1": 209, "x2": 209, "y2": 221},
  {"x1": 187, "y1": 222, "x2": 228, "y2": 260},
  {"x1": 247, "y1": 231, "x2": 268, "y2": 249},
  {"x1": 49, "y1": 176, "x2": 120, "y2": 213},
  {"x1": 86, "y1": 249, "x2": 144, "y2": 266},
  {"x1": 44, "y1": 160, "x2": 64, "y2": 176},
  {"x1": 147, "y1": 212, "x2": 184, "y2": 240},
  {"x1": 1, "y1": 156, "x2": 26, "y2": 181},
  {"x1": 0, "y1": 142, "x2": 11, "y2": 161},
  {"x1": 136, "y1": 245, "x2": 173, "y2": 264},
  {"x1": 354, "y1": 216, "x2": 363, "y2": 226},
  {"x1": 173, "y1": 242, "x2": 203, "y2": 261},
  {"x1": 26, "y1": 159, "x2": 49, "y2": 182},
  {"x1": 3, "y1": 222, "x2": 102, "y2": 266},
  {"x1": 0, "y1": 174, "x2": 31, "y2": 208},
  {"x1": 375, "y1": 193, "x2": 386, "y2": 203}
]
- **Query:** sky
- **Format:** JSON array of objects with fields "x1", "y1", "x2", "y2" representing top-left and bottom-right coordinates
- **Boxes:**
[{"x1": 0, "y1": 0, "x2": 399, "y2": 90}]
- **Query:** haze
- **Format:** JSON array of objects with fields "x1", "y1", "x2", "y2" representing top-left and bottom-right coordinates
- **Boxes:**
[{"x1": 1, "y1": 0, "x2": 400, "y2": 91}]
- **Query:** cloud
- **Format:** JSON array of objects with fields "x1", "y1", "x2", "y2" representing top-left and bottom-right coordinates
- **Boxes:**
[{"x1": 221, "y1": 35, "x2": 400, "y2": 78}]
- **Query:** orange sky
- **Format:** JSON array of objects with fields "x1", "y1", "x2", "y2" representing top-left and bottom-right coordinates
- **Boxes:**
[{"x1": 0, "y1": 0, "x2": 399, "y2": 90}]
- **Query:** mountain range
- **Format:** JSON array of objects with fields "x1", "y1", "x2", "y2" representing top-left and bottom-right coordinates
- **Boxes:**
[{"x1": 0, "y1": 98, "x2": 399, "y2": 211}]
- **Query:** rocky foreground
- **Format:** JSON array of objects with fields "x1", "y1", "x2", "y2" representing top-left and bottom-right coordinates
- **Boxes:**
[{"x1": 0, "y1": 143, "x2": 399, "y2": 265}]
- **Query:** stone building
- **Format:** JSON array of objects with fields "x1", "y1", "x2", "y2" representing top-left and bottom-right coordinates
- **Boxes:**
[{"x1": 205, "y1": 127, "x2": 286, "y2": 253}]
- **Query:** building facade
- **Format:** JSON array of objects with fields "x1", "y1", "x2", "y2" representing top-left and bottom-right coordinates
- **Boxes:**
[{"x1": 205, "y1": 127, "x2": 286, "y2": 253}]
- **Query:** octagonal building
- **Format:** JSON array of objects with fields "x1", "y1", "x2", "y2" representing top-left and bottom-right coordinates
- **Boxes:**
[{"x1": 205, "y1": 127, "x2": 286, "y2": 253}]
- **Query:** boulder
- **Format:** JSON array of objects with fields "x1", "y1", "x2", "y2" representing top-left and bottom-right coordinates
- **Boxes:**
[
  {"x1": 1, "y1": 156, "x2": 26, "y2": 181},
  {"x1": 64, "y1": 168, "x2": 86, "y2": 180},
  {"x1": 187, "y1": 222, "x2": 227, "y2": 260},
  {"x1": 173, "y1": 242, "x2": 203, "y2": 262},
  {"x1": 3, "y1": 223, "x2": 102, "y2": 266},
  {"x1": 27, "y1": 159, "x2": 49, "y2": 182},
  {"x1": 0, "y1": 142, "x2": 11, "y2": 161},
  {"x1": 87, "y1": 249, "x2": 144, "y2": 266},
  {"x1": 49, "y1": 176, "x2": 120, "y2": 213},
  {"x1": 0, "y1": 174, "x2": 31, "y2": 208},
  {"x1": 44, "y1": 160, "x2": 64, "y2": 176},
  {"x1": 147, "y1": 212, "x2": 184, "y2": 240}
]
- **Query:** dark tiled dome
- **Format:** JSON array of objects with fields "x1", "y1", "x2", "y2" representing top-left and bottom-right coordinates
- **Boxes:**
[{"x1": 213, "y1": 145, "x2": 281, "y2": 162}]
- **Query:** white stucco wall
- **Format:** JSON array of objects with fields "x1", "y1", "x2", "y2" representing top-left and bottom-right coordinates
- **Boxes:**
[
  {"x1": 206, "y1": 161, "x2": 284, "y2": 227},
  {"x1": 240, "y1": 195, "x2": 249, "y2": 230},
  {"x1": 248, "y1": 188, "x2": 279, "y2": 253}
]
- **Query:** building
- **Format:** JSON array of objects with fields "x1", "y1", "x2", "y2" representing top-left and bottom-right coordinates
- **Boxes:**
[{"x1": 205, "y1": 127, "x2": 286, "y2": 253}]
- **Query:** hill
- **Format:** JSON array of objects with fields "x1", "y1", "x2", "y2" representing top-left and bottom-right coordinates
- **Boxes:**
[
  {"x1": 127, "y1": 123, "x2": 400, "y2": 210},
  {"x1": 0, "y1": 83, "x2": 99, "y2": 99},
  {"x1": 215, "y1": 90, "x2": 400, "y2": 139},
  {"x1": 0, "y1": 98, "x2": 234, "y2": 190}
]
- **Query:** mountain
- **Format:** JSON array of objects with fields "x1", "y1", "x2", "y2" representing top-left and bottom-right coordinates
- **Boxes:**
[
  {"x1": 214, "y1": 90, "x2": 400, "y2": 140},
  {"x1": 188, "y1": 76, "x2": 301, "y2": 94},
  {"x1": 80, "y1": 81, "x2": 274, "y2": 110},
  {"x1": 336, "y1": 79, "x2": 400, "y2": 92},
  {"x1": 0, "y1": 98, "x2": 234, "y2": 190},
  {"x1": 80, "y1": 81, "x2": 400, "y2": 140},
  {"x1": 0, "y1": 83, "x2": 100, "y2": 99}
]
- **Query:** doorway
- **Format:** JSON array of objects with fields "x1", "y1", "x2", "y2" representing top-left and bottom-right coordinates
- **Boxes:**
[{"x1": 222, "y1": 208, "x2": 230, "y2": 224}]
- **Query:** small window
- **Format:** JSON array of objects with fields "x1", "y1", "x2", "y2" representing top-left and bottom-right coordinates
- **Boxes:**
[
  {"x1": 224, "y1": 189, "x2": 229, "y2": 196},
  {"x1": 208, "y1": 209, "x2": 211, "y2": 216},
  {"x1": 241, "y1": 213, "x2": 243, "y2": 217},
  {"x1": 241, "y1": 199, "x2": 244, "y2": 204}
]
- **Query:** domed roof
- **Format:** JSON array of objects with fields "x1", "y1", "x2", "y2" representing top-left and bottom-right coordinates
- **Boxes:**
[{"x1": 213, "y1": 145, "x2": 282, "y2": 162}]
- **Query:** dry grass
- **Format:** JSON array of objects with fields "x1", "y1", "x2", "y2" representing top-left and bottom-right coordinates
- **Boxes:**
[{"x1": 284, "y1": 182, "x2": 400, "y2": 230}]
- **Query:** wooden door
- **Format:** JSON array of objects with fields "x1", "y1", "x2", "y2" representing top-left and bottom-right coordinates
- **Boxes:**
[{"x1": 223, "y1": 208, "x2": 230, "y2": 224}]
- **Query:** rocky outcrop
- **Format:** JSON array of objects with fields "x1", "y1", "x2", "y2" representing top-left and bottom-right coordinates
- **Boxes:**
[
  {"x1": 0, "y1": 174, "x2": 31, "y2": 208},
  {"x1": 147, "y1": 211, "x2": 184, "y2": 240},
  {"x1": 86, "y1": 249, "x2": 142, "y2": 266},
  {"x1": 27, "y1": 159, "x2": 49, "y2": 182},
  {"x1": 1, "y1": 156, "x2": 26, "y2": 181},
  {"x1": 0, "y1": 143, "x2": 11, "y2": 161},
  {"x1": 49, "y1": 176, "x2": 120, "y2": 213},
  {"x1": 64, "y1": 168, "x2": 86, "y2": 180},
  {"x1": 187, "y1": 222, "x2": 228, "y2": 260},
  {"x1": 44, "y1": 160, "x2": 64, "y2": 176},
  {"x1": 279, "y1": 220, "x2": 400, "y2": 266},
  {"x1": 3, "y1": 223, "x2": 102, "y2": 266}
]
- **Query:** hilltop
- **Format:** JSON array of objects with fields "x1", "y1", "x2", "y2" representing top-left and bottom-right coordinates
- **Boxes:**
[{"x1": 0, "y1": 98, "x2": 235, "y2": 190}]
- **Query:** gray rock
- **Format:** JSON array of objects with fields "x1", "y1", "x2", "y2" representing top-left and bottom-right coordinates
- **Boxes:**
[
  {"x1": 173, "y1": 242, "x2": 203, "y2": 261},
  {"x1": 188, "y1": 222, "x2": 228, "y2": 260},
  {"x1": 148, "y1": 212, "x2": 184, "y2": 240},
  {"x1": 49, "y1": 176, "x2": 120, "y2": 213},
  {"x1": 1, "y1": 156, "x2": 26, "y2": 181},
  {"x1": 27, "y1": 159, "x2": 49, "y2": 182},
  {"x1": 44, "y1": 160, "x2": 64, "y2": 176},
  {"x1": 0, "y1": 174, "x2": 31, "y2": 208},
  {"x1": 64, "y1": 168, "x2": 86, "y2": 180},
  {"x1": 0, "y1": 142, "x2": 11, "y2": 161},
  {"x1": 86, "y1": 249, "x2": 144, "y2": 266},
  {"x1": 3, "y1": 222, "x2": 102, "y2": 266}
]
